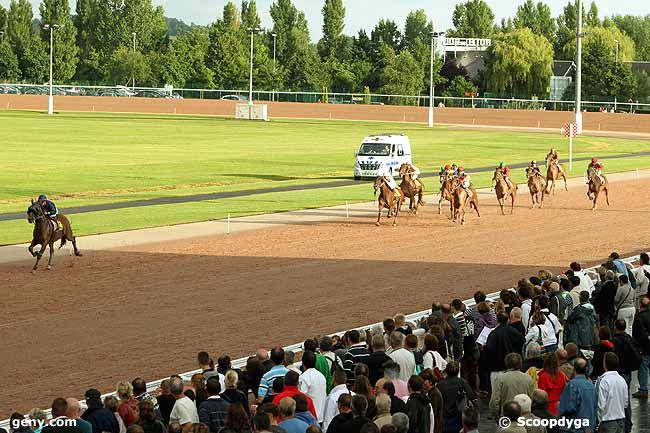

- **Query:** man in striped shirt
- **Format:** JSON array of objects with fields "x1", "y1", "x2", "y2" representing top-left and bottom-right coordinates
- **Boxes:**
[
  {"x1": 258, "y1": 347, "x2": 289, "y2": 403},
  {"x1": 342, "y1": 330, "x2": 370, "y2": 383}
]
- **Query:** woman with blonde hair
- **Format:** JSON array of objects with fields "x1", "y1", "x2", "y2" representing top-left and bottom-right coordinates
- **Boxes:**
[
  {"x1": 221, "y1": 370, "x2": 250, "y2": 415},
  {"x1": 116, "y1": 381, "x2": 140, "y2": 427}
]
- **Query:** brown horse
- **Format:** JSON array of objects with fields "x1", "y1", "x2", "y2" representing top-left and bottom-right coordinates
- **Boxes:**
[
  {"x1": 527, "y1": 171, "x2": 546, "y2": 209},
  {"x1": 587, "y1": 169, "x2": 610, "y2": 211},
  {"x1": 545, "y1": 156, "x2": 568, "y2": 195},
  {"x1": 26, "y1": 201, "x2": 81, "y2": 273},
  {"x1": 373, "y1": 177, "x2": 403, "y2": 226},
  {"x1": 398, "y1": 163, "x2": 425, "y2": 214},
  {"x1": 492, "y1": 169, "x2": 517, "y2": 215},
  {"x1": 450, "y1": 179, "x2": 480, "y2": 225},
  {"x1": 438, "y1": 173, "x2": 454, "y2": 217}
]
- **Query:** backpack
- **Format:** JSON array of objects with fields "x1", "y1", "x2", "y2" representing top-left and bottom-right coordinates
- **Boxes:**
[
  {"x1": 550, "y1": 294, "x2": 567, "y2": 324},
  {"x1": 525, "y1": 326, "x2": 544, "y2": 360},
  {"x1": 542, "y1": 311, "x2": 560, "y2": 339}
]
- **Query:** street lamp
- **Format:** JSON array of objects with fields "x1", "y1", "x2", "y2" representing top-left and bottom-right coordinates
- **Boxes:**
[
  {"x1": 248, "y1": 27, "x2": 260, "y2": 106},
  {"x1": 614, "y1": 39, "x2": 619, "y2": 112},
  {"x1": 574, "y1": 0, "x2": 583, "y2": 133},
  {"x1": 272, "y1": 32, "x2": 277, "y2": 102},
  {"x1": 429, "y1": 29, "x2": 444, "y2": 128},
  {"x1": 43, "y1": 23, "x2": 61, "y2": 116},
  {"x1": 132, "y1": 32, "x2": 137, "y2": 92}
]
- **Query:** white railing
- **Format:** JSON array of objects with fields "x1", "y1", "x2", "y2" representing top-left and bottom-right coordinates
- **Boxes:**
[{"x1": 0, "y1": 252, "x2": 643, "y2": 429}]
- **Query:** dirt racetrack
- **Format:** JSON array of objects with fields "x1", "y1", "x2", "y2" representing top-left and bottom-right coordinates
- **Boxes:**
[
  {"x1": 2, "y1": 94, "x2": 650, "y2": 134},
  {"x1": 1, "y1": 176, "x2": 650, "y2": 416}
]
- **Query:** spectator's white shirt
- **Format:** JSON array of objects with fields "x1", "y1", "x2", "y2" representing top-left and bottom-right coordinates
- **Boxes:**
[
  {"x1": 389, "y1": 348, "x2": 416, "y2": 381},
  {"x1": 521, "y1": 299, "x2": 533, "y2": 332},
  {"x1": 422, "y1": 350, "x2": 447, "y2": 372},
  {"x1": 525, "y1": 324, "x2": 557, "y2": 348},
  {"x1": 170, "y1": 396, "x2": 199, "y2": 425},
  {"x1": 322, "y1": 384, "x2": 353, "y2": 432},
  {"x1": 633, "y1": 267, "x2": 649, "y2": 298},
  {"x1": 574, "y1": 270, "x2": 595, "y2": 293},
  {"x1": 299, "y1": 368, "x2": 327, "y2": 422},
  {"x1": 596, "y1": 371, "x2": 628, "y2": 422}
]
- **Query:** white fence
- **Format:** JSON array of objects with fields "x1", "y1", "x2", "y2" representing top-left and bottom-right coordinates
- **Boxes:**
[{"x1": 0, "y1": 252, "x2": 643, "y2": 429}]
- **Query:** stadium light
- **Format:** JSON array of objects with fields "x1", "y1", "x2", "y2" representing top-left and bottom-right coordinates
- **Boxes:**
[
  {"x1": 43, "y1": 23, "x2": 61, "y2": 116},
  {"x1": 248, "y1": 28, "x2": 260, "y2": 106},
  {"x1": 574, "y1": 0, "x2": 583, "y2": 133},
  {"x1": 429, "y1": 29, "x2": 445, "y2": 128},
  {"x1": 614, "y1": 39, "x2": 619, "y2": 112},
  {"x1": 132, "y1": 32, "x2": 137, "y2": 92},
  {"x1": 272, "y1": 32, "x2": 277, "y2": 102}
]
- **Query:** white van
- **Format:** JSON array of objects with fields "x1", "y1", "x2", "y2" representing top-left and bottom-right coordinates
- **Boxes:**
[{"x1": 353, "y1": 134, "x2": 412, "y2": 180}]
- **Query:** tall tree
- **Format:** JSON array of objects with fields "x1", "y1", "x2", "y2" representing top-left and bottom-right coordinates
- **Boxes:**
[
  {"x1": 320, "y1": 0, "x2": 345, "y2": 57},
  {"x1": 7, "y1": 0, "x2": 47, "y2": 82},
  {"x1": 270, "y1": 0, "x2": 313, "y2": 90},
  {"x1": 206, "y1": 2, "x2": 247, "y2": 88},
  {"x1": 484, "y1": 27, "x2": 554, "y2": 97},
  {"x1": 585, "y1": 1, "x2": 599, "y2": 27},
  {"x1": 74, "y1": 0, "x2": 102, "y2": 81},
  {"x1": 241, "y1": 0, "x2": 261, "y2": 29},
  {"x1": 381, "y1": 47, "x2": 424, "y2": 105},
  {"x1": 513, "y1": 0, "x2": 556, "y2": 43},
  {"x1": 611, "y1": 15, "x2": 650, "y2": 61},
  {"x1": 0, "y1": 4, "x2": 7, "y2": 33},
  {"x1": 39, "y1": 0, "x2": 78, "y2": 81},
  {"x1": 448, "y1": 0, "x2": 495, "y2": 38},
  {"x1": 402, "y1": 9, "x2": 432, "y2": 52},
  {"x1": 371, "y1": 19, "x2": 400, "y2": 52},
  {"x1": 0, "y1": 39, "x2": 21, "y2": 81}
]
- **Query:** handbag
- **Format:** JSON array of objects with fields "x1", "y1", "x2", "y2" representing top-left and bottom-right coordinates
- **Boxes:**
[{"x1": 525, "y1": 326, "x2": 544, "y2": 360}]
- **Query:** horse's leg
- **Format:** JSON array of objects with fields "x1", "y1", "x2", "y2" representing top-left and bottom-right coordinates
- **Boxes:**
[
  {"x1": 438, "y1": 196, "x2": 443, "y2": 215},
  {"x1": 71, "y1": 236, "x2": 81, "y2": 256},
  {"x1": 562, "y1": 174, "x2": 568, "y2": 191},
  {"x1": 511, "y1": 194, "x2": 516, "y2": 215},
  {"x1": 32, "y1": 244, "x2": 44, "y2": 273},
  {"x1": 376, "y1": 205, "x2": 382, "y2": 226},
  {"x1": 539, "y1": 191, "x2": 544, "y2": 209},
  {"x1": 46, "y1": 242, "x2": 55, "y2": 270},
  {"x1": 530, "y1": 192, "x2": 535, "y2": 209},
  {"x1": 499, "y1": 198, "x2": 505, "y2": 215},
  {"x1": 392, "y1": 200, "x2": 400, "y2": 227},
  {"x1": 592, "y1": 191, "x2": 598, "y2": 211},
  {"x1": 605, "y1": 186, "x2": 610, "y2": 206},
  {"x1": 28, "y1": 241, "x2": 37, "y2": 258}
]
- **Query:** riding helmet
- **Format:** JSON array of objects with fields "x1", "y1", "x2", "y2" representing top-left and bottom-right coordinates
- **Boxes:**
[
  {"x1": 38, "y1": 194, "x2": 47, "y2": 201},
  {"x1": 591, "y1": 157, "x2": 598, "y2": 163},
  {"x1": 500, "y1": 161, "x2": 506, "y2": 167}
]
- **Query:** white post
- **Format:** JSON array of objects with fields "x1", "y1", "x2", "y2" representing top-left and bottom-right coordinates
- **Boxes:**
[
  {"x1": 574, "y1": 0, "x2": 583, "y2": 133},
  {"x1": 248, "y1": 28, "x2": 256, "y2": 107},
  {"x1": 569, "y1": 126, "x2": 574, "y2": 172},
  {"x1": 47, "y1": 25, "x2": 54, "y2": 115},
  {"x1": 428, "y1": 30, "x2": 434, "y2": 128},
  {"x1": 345, "y1": 201, "x2": 349, "y2": 219},
  {"x1": 227, "y1": 213, "x2": 231, "y2": 234},
  {"x1": 614, "y1": 39, "x2": 619, "y2": 112},
  {"x1": 272, "y1": 33, "x2": 277, "y2": 102},
  {"x1": 132, "y1": 32, "x2": 137, "y2": 92}
]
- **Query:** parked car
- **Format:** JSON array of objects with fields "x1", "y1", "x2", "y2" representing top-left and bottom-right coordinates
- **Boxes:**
[{"x1": 221, "y1": 94, "x2": 247, "y2": 101}]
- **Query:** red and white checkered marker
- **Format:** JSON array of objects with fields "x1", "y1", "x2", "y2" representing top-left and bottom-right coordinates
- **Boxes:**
[{"x1": 563, "y1": 123, "x2": 578, "y2": 137}]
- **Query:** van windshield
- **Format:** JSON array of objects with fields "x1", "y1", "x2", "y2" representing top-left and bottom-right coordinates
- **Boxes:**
[{"x1": 358, "y1": 142, "x2": 391, "y2": 156}]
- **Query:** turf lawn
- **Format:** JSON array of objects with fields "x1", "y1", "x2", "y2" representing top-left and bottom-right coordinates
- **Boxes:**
[{"x1": 2, "y1": 110, "x2": 650, "y2": 245}]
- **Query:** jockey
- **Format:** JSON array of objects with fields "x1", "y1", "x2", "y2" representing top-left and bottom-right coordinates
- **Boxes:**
[
  {"x1": 38, "y1": 194, "x2": 58, "y2": 222},
  {"x1": 458, "y1": 167, "x2": 471, "y2": 192},
  {"x1": 526, "y1": 160, "x2": 543, "y2": 178},
  {"x1": 451, "y1": 163, "x2": 459, "y2": 177},
  {"x1": 497, "y1": 162, "x2": 514, "y2": 190},
  {"x1": 587, "y1": 157, "x2": 604, "y2": 183},
  {"x1": 439, "y1": 164, "x2": 454, "y2": 182},
  {"x1": 410, "y1": 163, "x2": 421, "y2": 181},
  {"x1": 377, "y1": 163, "x2": 401, "y2": 198},
  {"x1": 546, "y1": 148, "x2": 560, "y2": 167}
]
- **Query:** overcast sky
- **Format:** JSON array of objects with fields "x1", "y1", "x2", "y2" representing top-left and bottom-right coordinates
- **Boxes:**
[{"x1": 3, "y1": 0, "x2": 648, "y2": 40}]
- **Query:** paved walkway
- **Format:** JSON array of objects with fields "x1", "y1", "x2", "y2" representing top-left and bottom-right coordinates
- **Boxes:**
[{"x1": 2, "y1": 169, "x2": 649, "y2": 265}]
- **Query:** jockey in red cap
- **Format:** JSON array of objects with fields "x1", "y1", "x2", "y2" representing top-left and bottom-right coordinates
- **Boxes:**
[{"x1": 587, "y1": 157, "x2": 604, "y2": 183}]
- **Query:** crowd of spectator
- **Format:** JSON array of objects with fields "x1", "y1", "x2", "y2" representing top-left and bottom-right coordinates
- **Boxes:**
[{"x1": 4, "y1": 252, "x2": 650, "y2": 433}]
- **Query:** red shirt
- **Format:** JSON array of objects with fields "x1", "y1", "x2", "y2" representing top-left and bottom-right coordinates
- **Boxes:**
[
  {"x1": 117, "y1": 398, "x2": 140, "y2": 426},
  {"x1": 502, "y1": 166, "x2": 510, "y2": 176},
  {"x1": 537, "y1": 370, "x2": 568, "y2": 415},
  {"x1": 271, "y1": 385, "x2": 317, "y2": 419}
]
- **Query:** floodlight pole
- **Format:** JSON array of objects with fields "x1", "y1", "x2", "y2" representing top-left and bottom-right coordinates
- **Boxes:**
[
  {"x1": 574, "y1": 0, "x2": 583, "y2": 133},
  {"x1": 44, "y1": 23, "x2": 60, "y2": 116},
  {"x1": 614, "y1": 39, "x2": 619, "y2": 112},
  {"x1": 132, "y1": 32, "x2": 137, "y2": 92},
  {"x1": 428, "y1": 30, "x2": 444, "y2": 128},
  {"x1": 248, "y1": 28, "x2": 259, "y2": 106},
  {"x1": 272, "y1": 32, "x2": 277, "y2": 102}
]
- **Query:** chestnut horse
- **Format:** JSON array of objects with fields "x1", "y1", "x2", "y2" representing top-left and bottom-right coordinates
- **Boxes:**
[
  {"x1": 26, "y1": 200, "x2": 81, "y2": 273},
  {"x1": 527, "y1": 171, "x2": 546, "y2": 209},
  {"x1": 373, "y1": 177, "x2": 403, "y2": 226},
  {"x1": 438, "y1": 173, "x2": 454, "y2": 217},
  {"x1": 492, "y1": 169, "x2": 517, "y2": 215},
  {"x1": 450, "y1": 179, "x2": 481, "y2": 225},
  {"x1": 545, "y1": 156, "x2": 568, "y2": 195},
  {"x1": 398, "y1": 163, "x2": 425, "y2": 214},
  {"x1": 587, "y1": 169, "x2": 610, "y2": 211}
]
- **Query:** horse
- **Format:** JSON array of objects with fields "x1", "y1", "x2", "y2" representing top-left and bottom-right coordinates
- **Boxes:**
[
  {"x1": 398, "y1": 163, "x2": 425, "y2": 214},
  {"x1": 26, "y1": 200, "x2": 81, "y2": 273},
  {"x1": 492, "y1": 169, "x2": 517, "y2": 215},
  {"x1": 545, "y1": 156, "x2": 568, "y2": 195},
  {"x1": 527, "y1": 171, "x2": 546, "y2": 209},
  {"x1": 449, "y1": 178, "x2": 481, "y2": 225},
  {"x1": 587, "y1": 169, "x2": 610, "y2": 211},
  {"x1": 438, "y1": 173, "x2": 455, "y2": 217},
  {"x1": 373, "y1": 177, "x2": 403, "y2": 226}
]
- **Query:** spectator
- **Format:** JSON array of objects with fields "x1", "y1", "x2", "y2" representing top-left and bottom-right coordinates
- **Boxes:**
[
  {"x1": 191, "y1": 374, "x2": 208, "y2": 409},
  {"x1": 405, "y1": 376, "x2": 431, "y2": 433},
  {"x1": 323, "y1": 370, "x2": 352, "y2": 431},
  {"x1": 512, "y1": 394, "x2": 544, "y2": 433},
  {"x1": 352, "y1": 376, "x2": 375, "y2": 419},
  {"x1": 126, "y1": 426, "x2": 144, "y2": 433},
  {"x1": 104, "y1": 396, "x2": 127, "y2": 433},
  {"x1": 394, "y1": 315, "x2": 412, "y2": 336},
  {"x1": 451, "y1": 300, "x2": 470, "y2": 343},
  {"x1": 299, "y1": 351, "x2": 327, "y2": 423},
  {"x1": 327, "y1": 394, "x2": 354, "y2": 433},
  {"x1": 366, "y1": 335, "x2": 392, "y2": 386},
  {"x1": 489, "y1": 354, "x2": 534, "y2": 418},
  {"x1": 273, "y1": 371, "x2": 317, "y2": 419},
  {"x1": 220, "y1": 404, "x2": 252, "y2": 433},
  {"x1": 632, "y1": 295, "x2": 650, "y2": 399},
  {"x1": 218, "y1": 355, "x2": 234, "y2": 376},
  {"x1": 486, "y1": 313, "x2": 525, "y2": 388},
  {"x1": 388, "y1": 334, "x2": 416, "y2": 382},
  {"x1": 157, "y1": 380, "x2": 176, "y2": 425},
  {"x1": 595, "y1": 353, "x2": 628, "y2": 433},
  {"x1": 169, "y1": 376, "x2": 199, "y2": 433},
  {"x1": 524, "y1": 312, "x2": 557, "y2": 356},
  {"x1": 569, "y1": 262, "x2": 595, "y2": 298},
  {"x1": 258, "y1": 349, "x2": 273, "y2": 373},
  {"x1": 256, "y1": 403, "x2": 286, "y2": 433},
  {"x1": 556, "y1": 349, "x2": 573, "y2": 379},
  {"x1": 557, "y1": 278, "x2": 574, "y2": 321},
  {"x1": 535, "y1": 296, "x2": 561, "y2": 342},
  {"x1": 168, "y1": 423, "x2": 181, "y2": 433},
  {"x1": 615, "y1": 275, "x2": 636, "y2": 336},
  {"x1": 437, "y1": 361, "x2": 473, "y2": 433},
  {"x1": 252, "y1": 412, "x2": 272, "y2": 433},
  {"x1": 349, "y1": 395, "x2": 374, "y2": 433},
  {"x1": 199, "y1": 377, "x2": 230, "y2": 433},
  {"x1": 390, "y1": 413, "x2": 409, "y2": 433},
  {"x1": 320, "y1": 336, "x2": 344, "y2": 377},
  {"x1": 558, "y1": 358, "x2": 596, "y2": 433},
  {"x1": 294, "y1": 394, "x2": 318, "y2": 427},
  {"x1": 476, "y1": 301, "x2": 497, "y2": 396},
  {"x1": 383, "y1": 318, "x2": 397, "y2": 344},
  {"x1": 418, "y1": 369, "x2": 443, "y2": 433},
  {"x1": 116, "y1": 382, "x2": 140, "y2": 427},
  {"x1": 509, "y1": 308, "x2": 525, "y2": 336},
  {"x1": 499, "y1": 401, "x2": 526, "y2": 433},
  {"x1": 381, "y1": 382, "x2": 407, "y2": 416},
  {"x1": 547, "y1": 282, "x2": 567, "y2": 325},
  {"x1": 343, "y1": 331, "x2": 371, "y2": 383},
  {"x1": 563, "y1": 291, "x2": 597, "y2": 350},
  {"x1": 530, "y1": 390, "x2": 558, "y2": 433},
  {"x1": 610, "y1": 253, "x2": 636, "y2": 288},
  {"x1": 404, "y1": 335, "x2": 424, "y2": 373},
  {"x1": 474, "y1": 302, "x2": 497, "y2": 339},
  {"x1": 136, "y1": 401, "x2": 165, "y2": 433},
  {"x1": 591, "y1": 327, "x2": 616, "y2": 380},
  {"x1": 132, "y1": 378, "x2": 159, "y2": 413},
  {"x1": 373, "y1": 394, "x2": 392, "y2": 430},
  {"x1": 383, "y1": 362, "x2": 408, "y2": 400},
  {"x1": 422, "y1": 334, "x2": 446, "y2": 376},
  {"x1": 259, "y1": 348, "x2": 290, "y2": 403},
  {"x1": 221, "y1": 371, "x2": 250, "y2": 415},
  {"x1": 28, "y1": 408, "x2": 47, "y2": 433},
  {"x1": 82, "y1": 389, "x2": 120, "y2": 433},
  {"x1": 10, "y1": 412, "x2": 32, "y2": 433},
  {"x1": 593, "y1": 271, "x2": 618, "y2": 328},
  {"x1": 40, "y1": 398, "x2": 84, "y2": 433},
  {"x1": 198, "y1": 352, "x2": 220, "y2": 383},
  {"x1": 65, "y1": 398, "x2": 92, "y2": 433},
  {"x1": 242, "y1": 358, "x2": 265, "y2": 399},
  {"x1": 304, "y1": 339, "x2": 334, "y2": 394},
  {"x1": 460, "y1": 406, "x2": 479, "y2": 433},
  {"x1": 518, "y1": 284, "x2": 534, "y2": 333},
  {"x1": 536, "y1": 352, "x2": 568, "y2": 415},
  {"x1": 440, "y1": 305, "x2": 463, "y2": 360}
]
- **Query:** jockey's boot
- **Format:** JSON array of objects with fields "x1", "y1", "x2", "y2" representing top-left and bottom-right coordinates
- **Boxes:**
[{"x1": 506, "y1": 178, "x2": 514, "y2": 190}]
